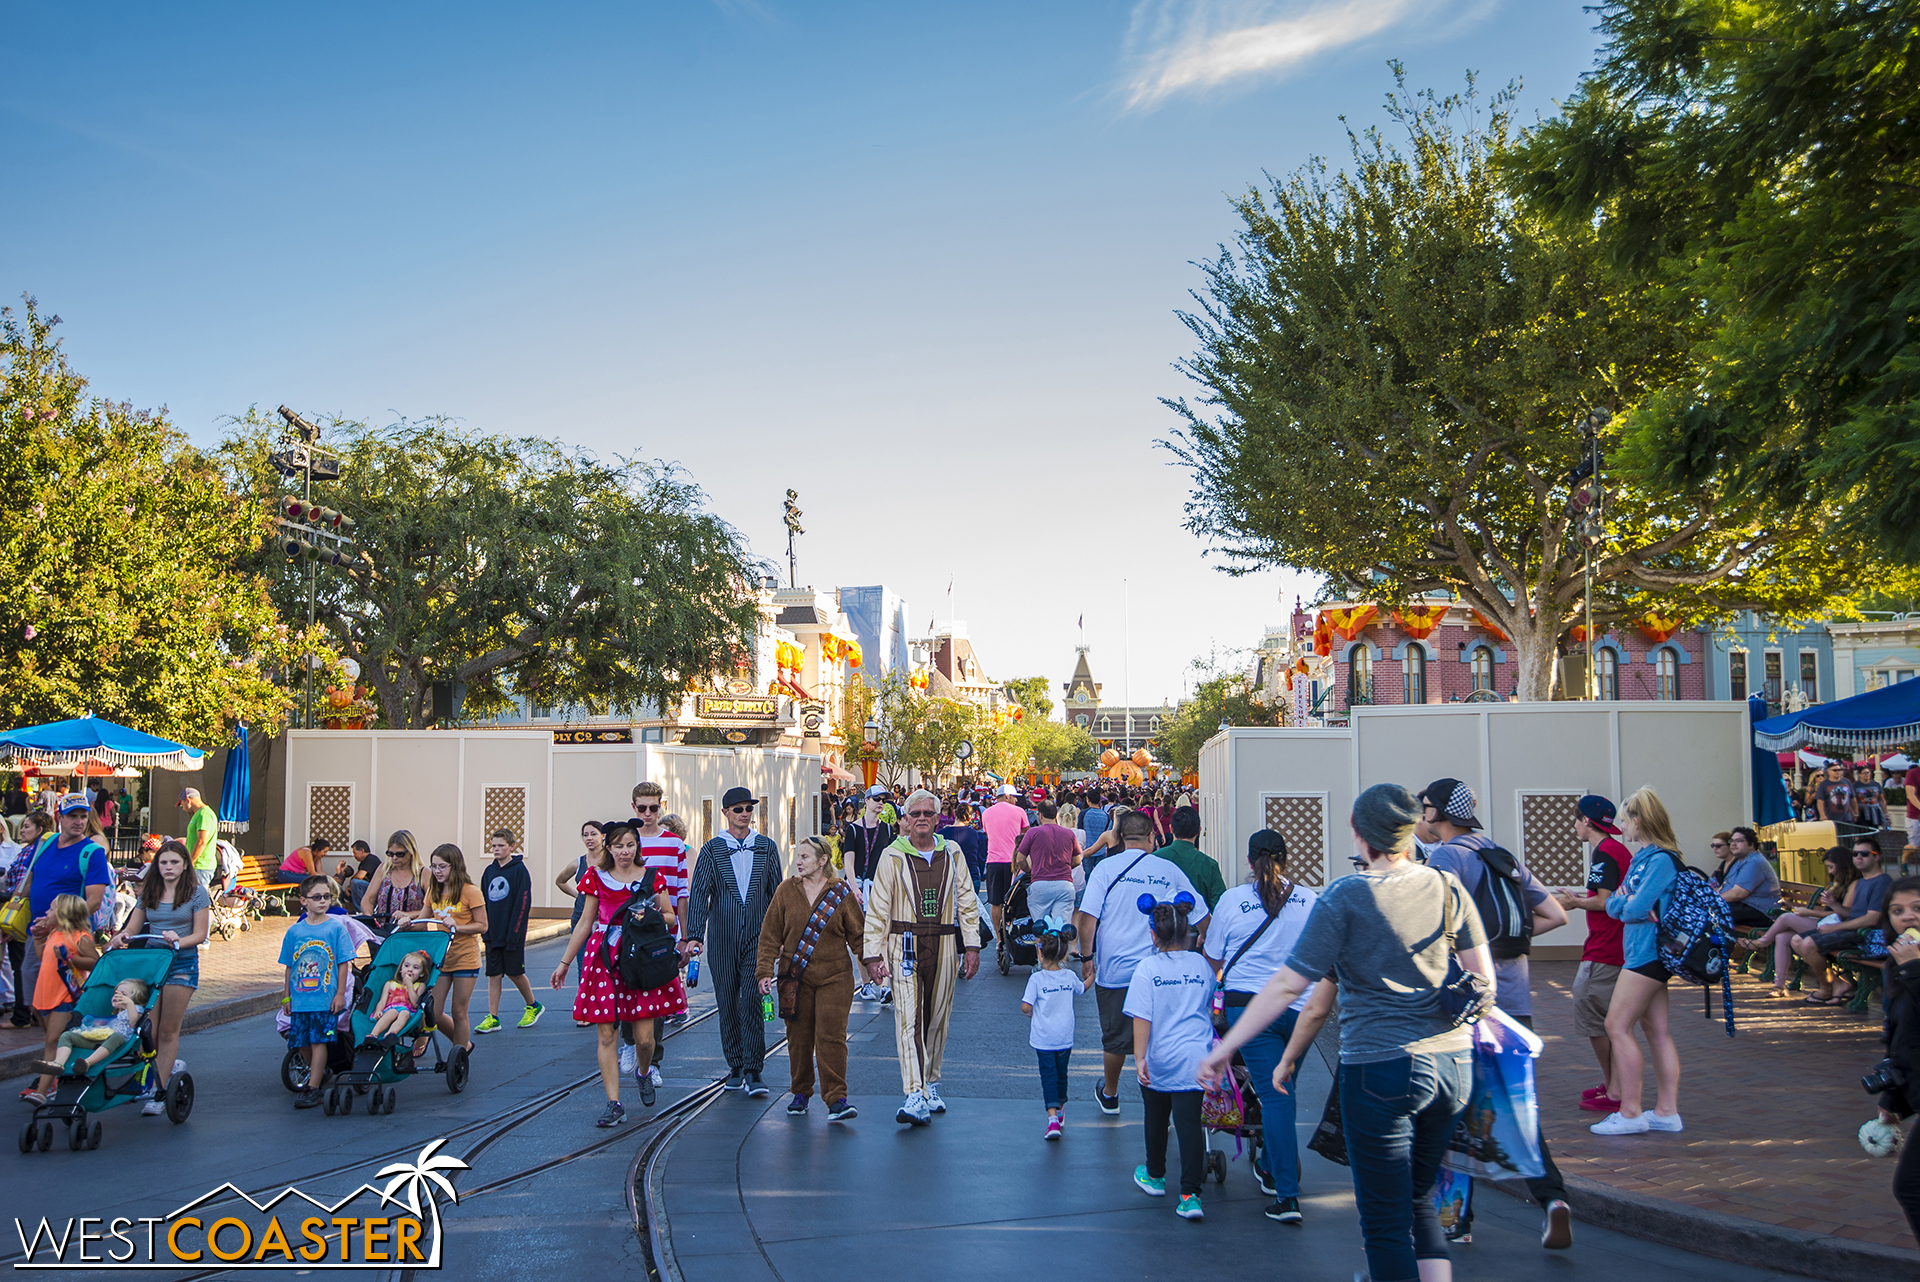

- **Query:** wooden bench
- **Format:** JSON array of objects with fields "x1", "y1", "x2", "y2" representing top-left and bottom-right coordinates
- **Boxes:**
[
  {"x1": 234, "y1": 854, "x2": 304, "y2": 912},
  {"x1": 1736, "y1": 882, "x2": 1823, "y2": 985}
]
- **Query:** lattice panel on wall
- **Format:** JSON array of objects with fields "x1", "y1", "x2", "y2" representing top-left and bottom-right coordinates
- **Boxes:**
[
  {"x1": 1519, "y1": 792, "x2": 1586, "y2": 888},
  {"x1": 307, "y1": 785, "x2": 352, "y2": 848},
  {"x1": 484, "y1": 786, "x2": 528, "y2": 846},
  {"x1": 1263, "y1": 793, "x2": 1328, "y2": 886}
]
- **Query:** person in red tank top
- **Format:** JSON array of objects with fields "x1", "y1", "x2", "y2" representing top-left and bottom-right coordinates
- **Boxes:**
[{"x1": 1552, "y1": 794, "x2": 1629, "y2": 1112}]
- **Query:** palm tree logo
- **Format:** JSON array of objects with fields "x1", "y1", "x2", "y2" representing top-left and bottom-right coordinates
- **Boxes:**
[{"x1": 376, "y1": 1138, "x2": 469, "y2": 1267}]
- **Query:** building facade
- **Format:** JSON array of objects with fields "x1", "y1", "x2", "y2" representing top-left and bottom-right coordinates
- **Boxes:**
[
  {"x1": 1700, "y1": 612, "x2": 1835, "y2": 713},
  {"x1": 1059, "y1": 646, "x2": 1171, "y2": 754},
  {"x1": 1829, "y1": 617, "x2": 1920, "y2": 700}
]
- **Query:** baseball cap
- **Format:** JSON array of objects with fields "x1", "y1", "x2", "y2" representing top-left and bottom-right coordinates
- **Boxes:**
[
  {"x1": 1576, "y1": 794, "x2": 1620, "y2": 835},
  {"x1": 863, "y1": 785, "x2": 890, "y2": 801},
  {"x1": 56, "y1": 793, "x2": 92, "y2": 815},
  {"x1": 1417, "y1": 778, "x2": 1481, "y2": 831},
  {"x1": 998, "y1": 784, "x2": 1017, "y2": 797}
]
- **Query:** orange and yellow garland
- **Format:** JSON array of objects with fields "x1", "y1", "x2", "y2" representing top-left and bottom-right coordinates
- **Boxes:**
[{"x1": 1393, "y1": 604, "x2": 1449, "y2": 640}]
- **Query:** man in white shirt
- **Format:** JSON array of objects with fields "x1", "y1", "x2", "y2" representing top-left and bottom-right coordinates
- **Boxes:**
[{"x1": 1074, "y1": 810, "x2": 1209, "y2": 1116}]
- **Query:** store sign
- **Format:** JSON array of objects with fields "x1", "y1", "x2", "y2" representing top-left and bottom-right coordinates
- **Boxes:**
[
  {"x1": 552, "y1": 728, "x2": 633, "y2": 745},
  {"x1": 695, "y1": 695, "x2": 780, "y2": 721}
]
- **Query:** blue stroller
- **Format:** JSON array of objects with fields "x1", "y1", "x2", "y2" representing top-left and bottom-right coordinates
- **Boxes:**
[
  {"x1": 286, "y1": 922, "x2": 460, "y2": 1115},
  {"x1": 18, "y1": 937, "x2": 192, "y2": 1153}
]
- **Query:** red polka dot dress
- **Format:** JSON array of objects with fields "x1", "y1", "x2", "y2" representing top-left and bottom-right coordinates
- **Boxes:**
[{"x1": 573, "y1": 864, "x2": 688, "y2": 1024}]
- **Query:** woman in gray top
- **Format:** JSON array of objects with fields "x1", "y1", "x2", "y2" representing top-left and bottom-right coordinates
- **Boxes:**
[
  {"x1": 110, "y1": 840, "x2": 210, "y2": 1115},
  {"x1": 1201, "y1": 783, "x2": 1491, "y2": 1282}
]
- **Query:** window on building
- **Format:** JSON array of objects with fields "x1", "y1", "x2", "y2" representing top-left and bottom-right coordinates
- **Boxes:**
[
  {"x1": 1597, "y1": 649, "x2": 1619, "y2": 701},
  {"x1": 1099, "y1": 716, "x2": 1111, "y2": 733},
  {"x1": 1728, "y1": 651, "x2": 1747, "y2": 701},
  {"x1": 1349, "y1": 646, "x2": 1372, "y2": 705},
  {"x1": 1470, "y1": 646, "x2": 1494, "y2": 693},
  {"x1": 1404, "y1": 648, "x2": 1427, "y2": 705},
  {"x1": 1798, "y1": 651, "x2": 1818, "y2": 703},
  {"x1": 1657, "y1": 647, "x2": 1679, "y2": 701},
  {"x1": 1149, "y1": 716, "x2": 1160, "y2": 733},
  {"x1": 1764, "y1": 651, "x2": 1783, "y2": 710}
]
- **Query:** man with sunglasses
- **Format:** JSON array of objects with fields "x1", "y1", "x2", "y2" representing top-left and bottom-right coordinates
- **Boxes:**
[
  {"x1": 631, "y1": 781, "x2": 688, "y2": 1089},
  {"x1": 685, "y1": 787, "x2": 783, "y2": 1096},
  {"x1": 861, "y1": 788, "x2": 982, "y2": 1126}
]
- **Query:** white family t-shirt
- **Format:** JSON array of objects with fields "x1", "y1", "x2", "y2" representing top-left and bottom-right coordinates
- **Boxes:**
[
  {"x1": 1022, "y1": 967, "x2": 1084, "y2": 1052},
  {"x1": 1205, "y1": 883, "x2": 1319, "y2": 1011},
  {"x1": 1081, "y1": 852, "x2": 1209, "y2": 990},
  {"x1": 1122, "y1": 950, "x2": 1217, "y2": 1093}
]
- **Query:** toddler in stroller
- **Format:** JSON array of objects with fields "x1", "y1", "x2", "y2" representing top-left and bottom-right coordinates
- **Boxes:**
[{"x1": 29, "y1": 979, "x2": 148, "y2": 1078}]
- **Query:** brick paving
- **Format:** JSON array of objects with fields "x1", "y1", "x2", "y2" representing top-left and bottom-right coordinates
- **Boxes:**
[{"x1": 1531, "y1": 959, "x2": 1915, "y2": 1253}]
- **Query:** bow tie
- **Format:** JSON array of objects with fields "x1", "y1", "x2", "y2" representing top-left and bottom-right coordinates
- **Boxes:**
[{"x1": 721, "y1": 835, "x2": 755, "y2": 853}]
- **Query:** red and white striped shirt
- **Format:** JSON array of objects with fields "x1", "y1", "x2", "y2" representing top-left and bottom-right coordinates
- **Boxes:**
[{"x1": 639, "y1": 832, "x2": 689, "y2": 932}]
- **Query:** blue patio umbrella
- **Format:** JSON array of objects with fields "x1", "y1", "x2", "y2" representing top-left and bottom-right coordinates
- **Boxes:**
[
  {"x1": 218, "y1": 724, "x2": 251, "y2": 833},
  {"x1": 1748, "y1": 695, "x2": 1793, "y2": 827},
  {"x1": 1754, "y1": 677, "x2": 1920, "y2": 753},
  {"x1": 0, "y1": 714, "x2": 203, "y2": 770}
]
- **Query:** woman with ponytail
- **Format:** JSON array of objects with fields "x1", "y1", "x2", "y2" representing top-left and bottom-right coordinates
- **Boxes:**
[
  {"x1": 1202, "y1": 829, "x2": 1319, "y2": 1223},
  {"x1": 1123, "y1": 892, "x2": 1216, "y2": 1222}
]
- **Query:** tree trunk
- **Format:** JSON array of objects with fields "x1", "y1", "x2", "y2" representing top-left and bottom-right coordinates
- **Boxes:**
[{"x1": 1509, "y1": 620, "x2": 1560, "y2": 702}]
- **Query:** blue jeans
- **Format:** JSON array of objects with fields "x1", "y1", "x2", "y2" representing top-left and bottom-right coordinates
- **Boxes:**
[
  {"x1": 1036, "y1": 1048, "x2": 1071, "y2": 1110},
  {"x1": 1224, "y1": 1002, "x2": 1300, "y2": 1197},
  {"x1": 1338, "y1": 1050, "x2": 1472, "y2": 1282}
]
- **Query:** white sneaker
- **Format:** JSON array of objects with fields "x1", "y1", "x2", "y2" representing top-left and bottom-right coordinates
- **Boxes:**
[
  {"x1": 855, "y1": 983, "x2": 874, "y2": 1001},
  {"x1": 173, "y1": 1060, "x2": 185, "y2": 1076},
  {"x1": 648, "y1": 1066, "x2": 663, "y2": 1087},
  {"x1": 1644, "y1": 1112, "x2": 1684, "y2": 1132},
  {"x1": 618, "y1": 1044, "x2": 637, "y2": 1076},
  {"x1": 895, "y1": 1091, "x2": 931, "y2": 1126},
  {"x1": 141, "y1": 1099, "x2": 166, "y2": 1116},
  {"x1": 924, "y1": 1082, "x2": 946, "y2": 1114},
  {"x1": 1589, "y1": 1111, "x2": 1650, "y2": 1135}
]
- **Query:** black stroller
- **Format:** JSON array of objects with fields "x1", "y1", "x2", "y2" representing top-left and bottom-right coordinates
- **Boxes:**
[{"x1": 995, "y1": 872, "x2": 1042, "y2": 975}]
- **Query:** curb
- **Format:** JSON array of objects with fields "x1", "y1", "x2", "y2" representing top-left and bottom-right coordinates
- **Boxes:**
[
  {"x1": 1481, "y1": 1166, "x2": 1916, "y2": 1281},
  {"x1": 3, "y1": 921, "x2": 575, "y2": 1083}
]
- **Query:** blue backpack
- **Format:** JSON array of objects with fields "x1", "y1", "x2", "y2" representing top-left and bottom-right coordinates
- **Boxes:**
[{"x1": 1653, "y1": 852, "x2": 1737, "y2": 1035}]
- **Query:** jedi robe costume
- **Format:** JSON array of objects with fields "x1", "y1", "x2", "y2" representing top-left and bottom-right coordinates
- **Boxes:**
[{"x1": 860, "y1": 834, "x2": 982, "y2": 1096}]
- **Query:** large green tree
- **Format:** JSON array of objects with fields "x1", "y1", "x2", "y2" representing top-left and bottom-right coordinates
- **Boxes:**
[
  {"x1": 221, "y1": 412, "x2": 764, "y2": 729},
  {"x1": 1161, "y1": 79, "x2": 1857, "y2": 700},
  {"x1": 1508, "y1": 0, "x2": 1920, "y2": 560},
  {"x1": 1003, "y1": 675, "x2": 1054, "y2": 721},
  {"x1": 1158, "y1": 661, "x2": 1280, "y2": 774},
  {"x1": 0, "y1": 301, "x2": 308, "y2": 746}
]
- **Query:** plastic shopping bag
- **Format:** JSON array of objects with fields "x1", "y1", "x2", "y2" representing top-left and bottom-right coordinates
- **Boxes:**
[{"x1": 1443, "y1": 1008, "x2": 1545, "y2": 1181}]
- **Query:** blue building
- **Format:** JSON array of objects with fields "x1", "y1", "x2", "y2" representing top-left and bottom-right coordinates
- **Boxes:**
[
  {"x1": 837, "y1": 585, "x2": 913, "y2": 679},
  {"x1": 1699, "y1": 613, "x2": 1835, "y2": 715},
  {"x1": 1827, "y1": 617, "x2": 1920, "y2": 699}
]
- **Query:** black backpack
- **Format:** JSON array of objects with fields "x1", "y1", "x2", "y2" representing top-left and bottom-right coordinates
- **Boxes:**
[
  {"x1": 1465, "y1": 844, "x2": 1533, "y2": 960},
  {"x1": 602, "y1": 874, "x2": 679, "y2": 991}
]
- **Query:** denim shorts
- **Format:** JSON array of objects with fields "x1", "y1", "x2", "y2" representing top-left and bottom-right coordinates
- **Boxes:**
[
  {"x1": 442, "y1": 968, "x2": 479, "y2": 979},
  {"x1": 164, "y1": 948, "x2": 200, "y2": 990}
]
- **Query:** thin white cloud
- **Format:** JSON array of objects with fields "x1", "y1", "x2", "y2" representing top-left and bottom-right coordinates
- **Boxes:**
[{"x1": 1121, "y1": 0, "x2": 1496, "y2": 109}]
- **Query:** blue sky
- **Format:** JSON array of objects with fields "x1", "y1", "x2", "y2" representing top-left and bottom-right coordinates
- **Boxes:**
[{"x1": 3, "y1": 1, "x2": 1603, "y2": 710}]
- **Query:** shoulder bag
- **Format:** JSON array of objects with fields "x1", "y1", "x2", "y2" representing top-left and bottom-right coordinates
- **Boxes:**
[
  {"x1": 1434, "y1": 869, "x2": 1494, "y2": 1028},
  {"x1": 779, "y1": 880, "x2": 852, "y2": 1018}
]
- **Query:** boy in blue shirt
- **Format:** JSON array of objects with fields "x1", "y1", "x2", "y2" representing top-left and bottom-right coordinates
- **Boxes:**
[{"x1": 279, "y1": 875, "x2": 355, "y2": 1109}]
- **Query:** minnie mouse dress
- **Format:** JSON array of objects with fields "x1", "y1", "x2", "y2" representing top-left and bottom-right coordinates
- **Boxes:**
[{"x1": 573, "y1": 865, "x2": 688, "y2": 1024}]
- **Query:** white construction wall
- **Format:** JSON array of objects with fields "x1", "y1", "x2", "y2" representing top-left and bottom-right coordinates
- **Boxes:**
[
  {"x1": 285, "y1": 731, "x2": 822, "y2": 914},
  {"x1": 1199, "y1": 702, "x2": 1752, "y2": 955}
]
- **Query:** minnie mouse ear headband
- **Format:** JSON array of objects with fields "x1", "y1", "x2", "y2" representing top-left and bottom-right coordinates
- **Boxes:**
[
  {"x1": 1036, "y1": 914, "x2": 1077, "y2": 940},
  {"x1": 1137, "y1": 891, "x2": 1197, "y2": 915}
]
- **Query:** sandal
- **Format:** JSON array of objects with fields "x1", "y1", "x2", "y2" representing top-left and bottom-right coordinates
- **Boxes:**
[{"x1": 1801, "y1": 993, "x2": 1837, "y2": 1005}]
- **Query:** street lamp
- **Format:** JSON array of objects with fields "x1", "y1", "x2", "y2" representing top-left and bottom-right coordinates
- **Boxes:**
[{"x1": 861, "y1": 716, "x2": 880, "y2": 790}]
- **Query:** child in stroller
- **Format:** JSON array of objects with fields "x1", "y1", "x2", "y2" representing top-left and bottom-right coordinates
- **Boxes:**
[
  {"x1": 995, "y1": 872, "x2": 1040, "y2": 975},
  {"x1": 365, "y1": 950, "x2": 430, "y2": 1045},
  {"x1": 29, "y1": 979, "x2": 148, "y2": 1078}
]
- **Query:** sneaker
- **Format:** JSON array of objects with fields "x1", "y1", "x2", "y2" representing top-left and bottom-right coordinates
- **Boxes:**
[
  {"x1": 638, "y1": 1071, "x2": 656, "y2": 1108},
  {"x1": 619, "y1": 1044, "x2": 638, "y2": 1076},
  {"x1": 788, "y1": 1094, "x2": 810, "y2": 1115},
  {"x1": 1542, "y1": 1199, "x2": 1573, "y2": 1249},
  {"x1": 1255, "y1": 1162, "x2": 1276, "y2": 1196},
  {"x1": 721, "y1": 1072, "x2": 745, "y2": 1091},
  {"x1": 827, "y1": 1099, "x2": 858, "y2": 1122},
  {"x1": 142, "y1": 1099, "x2": 166, "y2": 1117},
  {"x1": 518, "y1": 1003, "x2": 544, "y2": 1028},
  {"x1": 596, "y1": 1100, "x2": 626, "y2": 1128},
  {"x1": 1265, "y1": 1197, "x2": 1302, "y2": 1224},
  {"x1": 1096, "y1": 1087, "x2": 1120, "y2": 1116},
  {"x1": 474, "y1": 1015, "x2": 502, "y2": 1034},
  {"x1": 855, "y1": 983, "x2": 876, "y2": 1001},
  {"x1": 1589, "y1": 1111, "x2": 1650, "y2": 1135},
  {"x1": 27, "y1": 1061, "x2": 63, "y2": 1077},
  {"x1": 878, "y1": 986, "x2": 893, "y2": 1004},
  {"x1": 294, "y1": 1090, "x2": 323, "y2": 1110},
  {"x1": 1579, "y1": 1093, "x2": 1622, "y2": 1112},
  {"x1": 1176, "y1": 1194, "x2": 1204, "y2": 1221},
  {"x1": 172, "y1": 1059, "x2": 185, "y2": 1076},
  {"x1": 1644, "y1": 1111, "x2": 1685, "y2": 1132},
  {"x1": 745, "y1": 1074, "x2": 770, "y2": 1098},
  {"x1": 1133, "y1": 1165, "x2": 1166, "y2": 1197},
  {"x1": 924, "y1": 1082, "x2": 946, "y2": 1113},
  {"x1": 896, "y1": 1091, "x2": 931, "y2": 1126},
  {"x1": 647, "y1": 1065, "x2": 663, "y2": 1087},
  {"x1": 1044, "y1": 1116, "x2": 1063, "y2": 1140}
]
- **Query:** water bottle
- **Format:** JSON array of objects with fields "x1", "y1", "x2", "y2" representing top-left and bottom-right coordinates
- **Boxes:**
[
  {"x1": 686, "y1": 957, "x2": 700, "y2": 989},
  {"x1": 762, "y1": 990, "x2": 777, "y2": 1022},
  {"x1": 901, "y1": 931, "x2": 916, "y2": 979}
]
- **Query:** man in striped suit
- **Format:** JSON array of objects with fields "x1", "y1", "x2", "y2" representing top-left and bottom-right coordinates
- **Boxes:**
[{"x1": 684, "y1": 786, "x2": 783, "y2": 1096}]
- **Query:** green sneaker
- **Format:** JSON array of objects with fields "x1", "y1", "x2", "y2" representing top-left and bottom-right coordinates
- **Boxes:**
[
  {"x1": 518, "y1": 1003, "x2": 544, "y2": 1029},
  {"x1": 1133, "y1": 1165, "x2": 1166, "y2": 1197},
  {"x1": 474, "y1": 1015, "x2": 502, "y2": 1034},
  {"x1": 1176, "y1": 1194, "x2": 1203, "y2": 1221}
]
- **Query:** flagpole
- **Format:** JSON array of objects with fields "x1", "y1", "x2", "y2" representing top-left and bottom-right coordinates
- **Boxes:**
[{"x1": 1123, "y1": 578, "x2": 1132, "y2": 757}]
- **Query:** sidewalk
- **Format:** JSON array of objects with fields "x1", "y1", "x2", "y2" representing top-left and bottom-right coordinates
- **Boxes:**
[
  {"x1": 3, "y1": 917, "x2": 572, "y2": 1081},
  {"x1": 1523, "y1": 959, "x2": 1914, "y2": 1278}
]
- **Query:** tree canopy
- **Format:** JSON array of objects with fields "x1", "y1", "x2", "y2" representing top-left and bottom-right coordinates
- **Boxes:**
[
  {"x1": 1161, "y1": 77, "x2": 1859, "y2": 699},
  {"x1": 0, "y1": 300, "x2": 306, "y2": 746},
  {"x1": 1508, "y1": 0, "x2": 1920, "y2": 561},
  {"x1": 1157, "y1": 659, "x2": 1280, "y2": 774},
  {"x1": 1003, "y1": 675, "x2": 1053, "y2": 722},
  {"x1": 220, "y1": 412, "x2": 764, "y2": 729}
]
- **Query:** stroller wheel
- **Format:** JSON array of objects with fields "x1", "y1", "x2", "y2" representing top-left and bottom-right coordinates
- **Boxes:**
[
  {"x1": 996, "y1": 941, "x2": 1010, "y2": 976},
  {"x1": 68, "y1": 1118, "x2": 87, "y2": 1152},
  {"x1": 368, "y1": 1087, "x2": 383, "y2": 1115},
  {"x1": 87, "y1": 1122, "x2": 102, "y2": 1149},
  {"x1": 38, "y1": 1123, "x2": 52, "y2": 1153},
  {"x1": 384, "y1": 1086, "x2": 398, "y2": 1113},
  {"x1": 322, "y1": 1087, "x2": 338, "y2": 1116},
  {"x1": 19, "y1": 1120, "x2": 36, "y2": 1153},
  {"x1": 1207, "y1": 1150, "x2": 1227, "y2": 1184},
  {"x1": 338, "y1": 1086, "x2": 354, "y2": 1115},
  {"x1": 446, "y1": 1046, "x2": 469, "y2": 1094},
  {"x1": 166, "y1": 1073, "x2": 195, "y2": 1124},
  {"x1": 281, "y1": 1046, "x2": 310, "y2": 1093}
]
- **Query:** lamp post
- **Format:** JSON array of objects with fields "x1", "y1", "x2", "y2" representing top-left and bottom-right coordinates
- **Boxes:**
[{"x1": 862, "y1": 716, "x2": 880, "y2": 790}]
